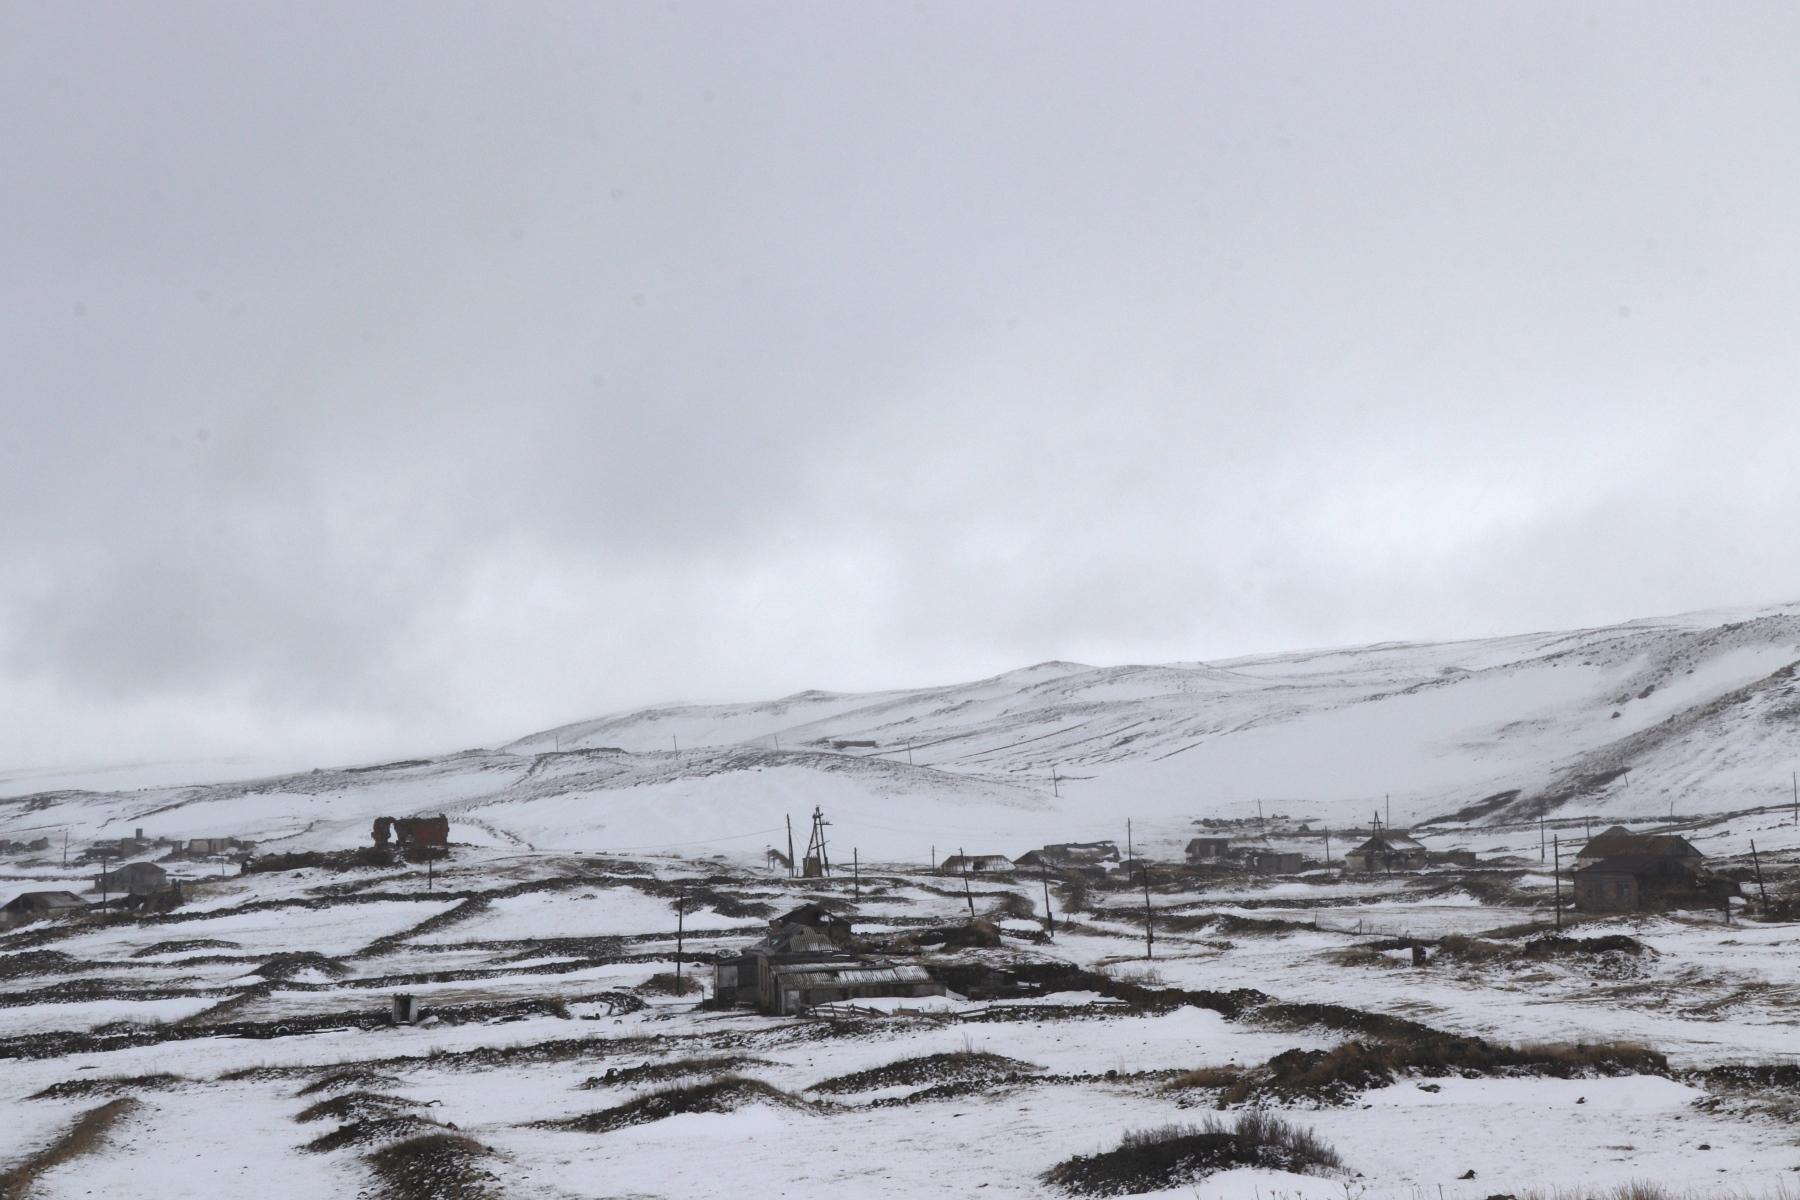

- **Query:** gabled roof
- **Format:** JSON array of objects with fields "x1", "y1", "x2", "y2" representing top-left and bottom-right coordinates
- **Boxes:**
[
  {"x1": 1577, "y1": 828, "x2": 1702, "y2": 861},
  {"x1": 774, "y1": 902, "x2": 849, "y2": 928},
  {"x1": 4, "y1": 890, "x2": 87, "y2": 910},
  {"x1": 1574, "y1": 853, "x2": 1699, "y2": 877},
  {"x1": 100, "y1": 860, "x2": 167, "y2": 875},
  {"x1": 1351, "y1": 834, "x2": 1425, "y2": 855}
]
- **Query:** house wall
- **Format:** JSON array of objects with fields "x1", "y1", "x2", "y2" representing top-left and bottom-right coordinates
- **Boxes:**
[{"x1": 1575, "y1": 873, "x2": 1641, "y2": 913}]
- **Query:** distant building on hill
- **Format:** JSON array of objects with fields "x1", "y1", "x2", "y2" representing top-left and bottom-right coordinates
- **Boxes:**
[
  {"x1": 1344, "y1": 833, "x2": 1428, "y2": 874},
  {"x1": 372, "y1": 816, "x2": 449, "y2": 853},
  {"x1": 940, "y1": 853, "x2": 1013, "y2": 875},
  {"x1": 1015, "y1": 841, "x2": 1119, "y2": 870}
]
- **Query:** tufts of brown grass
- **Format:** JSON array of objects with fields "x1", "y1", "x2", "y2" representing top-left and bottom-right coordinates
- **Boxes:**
[
  {"x1": 543, "y1": 1076, "x2": 814, "y2": 1134},
  {"x1": 1044, "y1": 1113, "x2": 1342, "y2": 1195},
  {"x1": 366, "y1": 1133, "x2": 499, "y2": 1200},
  {"x1": 1161, "y1": 1065, "x2": 1245, "y2": 1093},
  {"x1": 809, "y1": 1050, "x2": 1039, "y2": 1095},
  {"x1": 28, "y1": 1074, "x2": 186, "y2": 1101},
  {"x1": 636, "y1": 971, "x2": 703, "y2": 996},
  {"x1": 580, "y1": 1055, "x2": 771, "y2": 1090},
  {"x1": 304, "y1": 1115, "x2": 444, "y2": 1154},
  {"x1": 0, "y1": 1098, "x2": 138, "y2": 1200},
  {"x1": 294, "y1": 1092, "x2": 422, "y2": 1124},
  {"x1": 297, "y1": 1068, "x2": 405, "y2": 1097},
  {"x1": 1218, "y1": 1038, "x2": 1667, "y2": 1107}
]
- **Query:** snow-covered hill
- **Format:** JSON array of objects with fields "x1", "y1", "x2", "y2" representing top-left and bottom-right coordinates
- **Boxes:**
[{"x1": 7, "y1": 602, "x2": 1800, "y2": 861}]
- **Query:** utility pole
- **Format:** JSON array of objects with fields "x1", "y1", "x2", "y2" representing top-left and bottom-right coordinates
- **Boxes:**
[
  {"x1": 672, "y1": 734, "x2": 679, "y2": 753},
  {"x1": 675, "y1": 890, "x2": 686, "y2": 991},
  {"x1": 1257, "y1": 799, "x2": 1265, "y2": 834},
  {"x1": 61, "y1": 829, "x2": 68, "y2": 868},
  {"x1": 1141, "y1": 865, "x2": 1154, "y2": 960},
  {"x1": 100, "y1": 855, "x2": 109, "y2": 908},
  {"x1": 804, "y1": 806, "x2": 832, "y2": 876},
  {"x1": 931, "y1": 844, "x2": 936, "y2": 873},
  {"x1": 959, "y1": 848, "x2": 975, "y2": 918},
  {"x1": 1126, "y1": 818, "x2": 1133, "y2": 865},
  {"x1": 786, "y1": 815, "x2": 796, "y2": 878},
  {"x1": 1539, "y1": 814, "x2": 1546, "y2": 862},
  {"x1": 1793, "y1": 771, "x2": 1797, "y2": 827},
  {"x1": 1751, "y1": 840, "x2": 1769, "y2": 912},
  {"x1": 852, "y1": 848, "x2": 860, "y2": 901},
  {"x1": 1553, "y1": 836, "x2": 1562, "y2": 931},
  {"x1": 1386, "y1": 794, "x2": 1392, "y2": 831},
  {"x1": 427, "y1": 853, "x2": 434, "y2": 892},
  {"x1": 1323, "y1": 828, "x2": 1331, "y2": 870},
  {"x1": 1041, "y1": 864, "x2": 1055, "y2": 938},
  {"x1": 907, "y1": 743, "x2": 914, "y2": 766},
  {"x1": 1051, "y1": 767, "x2": 1059, "y2": 798}
]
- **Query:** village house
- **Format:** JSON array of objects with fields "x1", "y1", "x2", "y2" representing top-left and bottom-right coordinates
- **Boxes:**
[
  {"x1": 187, "y1": 837, "x2": 255, "y2": 855},
  {"x1": 940, "y1": 853, "x2": 1014, "y2": 875},
  {"x1": 1185, "y1": 837, "x2": 1234, "y2": 863},
  {"x1": 1015, "y1": 841, "x2": 1120, "y2": 870},
  {"x1": 1573, "y1": 830, "x2": 1732, "y2": 914},
  {"x1": 92, "y1": 861, "x2": 169, "y2": 896},
  {"x1": 1, "y1": 890, "x2": 87, "y2": 928},
  {"x1": 713, "y1": 907, "x2": 944, "y2": 1015},
  {"x1": 1573, "y1": 852, "x2": 1734, "y2": 913},
  {"x1": 1344, "y1": 832, "x2": 1429, "y2": 874}
]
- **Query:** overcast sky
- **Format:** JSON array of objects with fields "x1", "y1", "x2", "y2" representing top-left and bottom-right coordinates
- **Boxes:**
[{"x1": 3, "y1": 2, "x2": 1798, "y2": 771}]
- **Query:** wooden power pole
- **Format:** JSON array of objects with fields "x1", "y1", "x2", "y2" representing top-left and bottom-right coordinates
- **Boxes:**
[
  {"x1": 1141, "y1": 866, "x2": 1154, "y2": 960},
  {"x1": 1553, "y1": 836, "x2": 1562, "y2": 930}
]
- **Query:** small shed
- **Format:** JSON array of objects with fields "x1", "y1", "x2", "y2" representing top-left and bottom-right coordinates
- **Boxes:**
[
  {"x1": 92, "y1": 861, "x2": 169, "y2": 895},
  {"x1": 940, "y1": 854, "x2": 1014, "y2": 875},
  {"x1": 1248, "y1": 850, "x2": 1306, "y2": 874}
]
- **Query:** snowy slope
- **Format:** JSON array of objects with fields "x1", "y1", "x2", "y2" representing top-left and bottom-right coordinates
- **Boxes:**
[{"x1": 5, "y1": 602, "x2": 1800, "y2": 860}]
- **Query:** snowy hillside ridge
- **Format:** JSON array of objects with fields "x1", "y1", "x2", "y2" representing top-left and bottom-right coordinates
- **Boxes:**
[{"x1": 5, "y1": 602, "x2": 1800, "y2": 857}]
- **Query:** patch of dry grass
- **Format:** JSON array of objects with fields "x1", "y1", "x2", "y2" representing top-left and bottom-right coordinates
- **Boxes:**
[
  {"x1": 1044, "y1": 1113, "x2": 1341, "y2": 1195},
  {"x1": 544, "y1": 1077, "x2": 814, "y2": 1134},
  {"x1": 0, "y1": 1098, "x2": 138, "y2": 1200},
  {"x1": 636, "y1": 971, "x2": 703, "y2": 996},
  {"x1": 366, "y1": 1133, "x2": 499, "y2": 1200}
]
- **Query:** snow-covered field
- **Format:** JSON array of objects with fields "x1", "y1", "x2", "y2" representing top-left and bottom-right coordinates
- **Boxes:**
[{"x1": 2, "y1": 844, "x2": 1796, "y2": 1200}]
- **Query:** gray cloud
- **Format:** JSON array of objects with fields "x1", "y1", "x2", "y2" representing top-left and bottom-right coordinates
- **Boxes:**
[{"x1": 3, "y1": 2, "x2": 1798, "y2": 769}]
